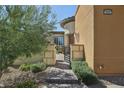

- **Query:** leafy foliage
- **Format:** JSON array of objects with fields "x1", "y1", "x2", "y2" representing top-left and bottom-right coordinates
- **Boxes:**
[
  {"x1": 30, "y1": 63, "x2": 47, "y2": 73},
  {"x1": 19, "y1": 63, "x2": 31, "y2": 71},
  {"x1": 0, "y1": 5, "x2": 56, "y2": 71},
  {"x1": 71, "y1": 61, "x2": 99, "y2": 85},
  {"x1": 19, "y1": 63, "x2": 47, "y2": 73}
]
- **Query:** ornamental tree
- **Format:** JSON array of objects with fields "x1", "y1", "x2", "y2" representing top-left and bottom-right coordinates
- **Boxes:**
[{"x1": 0, "y1": 5, "x2": 56, "y2": 73}]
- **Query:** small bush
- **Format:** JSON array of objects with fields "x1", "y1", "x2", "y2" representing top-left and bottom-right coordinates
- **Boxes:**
[
  {"x1": 71, "y1": 61, "x2": 98, "y2": 85},
  {"x1": 19, "y1": 63, "x2": 30, "y2": 71},
  {"x1": 30, "y1": 63, "x2": 46, "y2": 73},
  {"x1": 19, "y1": 63, "x2": 47, "y2": 73},
  {"x1": 72, "y1": 58, "x2": 85, "y2": 61},
  {"x1": 16, "y1": 80, "x2": 38, "y2": 88}
]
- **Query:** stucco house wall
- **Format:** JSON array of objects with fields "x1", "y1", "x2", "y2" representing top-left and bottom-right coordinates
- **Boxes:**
[
  {"x1": 94, "y1": 6, "x2": 124, "y2": 75},
  {"x1": 75, "y1": 5, "x2": 94, "y2": 69},
  {"x1": 75, "y1": 5, "x2": 124, "y2": 75},
  {"x1": 61, "y1": 16, "x2": 75, "y2": 46},
  {"x1": 63, "y1": 21, "x2": 75, "y2": 33}
]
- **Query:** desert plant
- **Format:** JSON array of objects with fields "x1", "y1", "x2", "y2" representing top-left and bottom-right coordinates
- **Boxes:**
[
  {"x1": 39, "y1": 63, "x2": 47, "y2": 71},
  {"x1": 16, "y1": 80, "x2": 38, "y2": 88},
  {"x1": 30, "y1": 63, "x2": 46, "y2": 73},
  {"x1": 71, "y1": 61, "x2": 98, "y2": 85},
  {"x1": 19, "y1": 63, "x2": 31, "y2": 71},
  {"x1": 19, "y1": 63, "x2": 47, "y2": 73}
]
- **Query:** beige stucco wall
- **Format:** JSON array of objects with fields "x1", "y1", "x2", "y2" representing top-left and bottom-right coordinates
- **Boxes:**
[
  {"x1": 64, "y1": 34, "x2": 69, "y2": 46},
  {"x1": 94, "y1": 6, "x2": 124, "y2": 75},
  {"x1": 64, "y1": 21, "x2": 75, "y2": 34},
  {"x1": 75, "y1": 5, "x2": 94, "y2": 69},
  {"x1": 64, "y1": 21, "x2": 75, "y2": 46}
]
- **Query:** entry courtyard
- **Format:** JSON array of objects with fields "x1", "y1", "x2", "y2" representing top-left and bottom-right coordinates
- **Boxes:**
[{"x1": 1, "y1": 5, "x2": 124, "y2": 88}]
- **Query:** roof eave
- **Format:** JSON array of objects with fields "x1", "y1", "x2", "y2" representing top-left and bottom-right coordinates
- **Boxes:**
[{"x1": 60, "y1": 16, "x2": 75, "y2": 28}]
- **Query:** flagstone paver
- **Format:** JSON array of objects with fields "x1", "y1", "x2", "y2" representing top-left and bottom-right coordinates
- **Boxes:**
[{"x1": 42, "y1": 56, "x2": 87, "y2": 88}]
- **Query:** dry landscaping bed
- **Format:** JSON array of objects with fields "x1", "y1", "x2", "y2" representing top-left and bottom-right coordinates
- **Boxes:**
[{"x1": 0, "y1": 67, "x2": 47, "y2": 88}]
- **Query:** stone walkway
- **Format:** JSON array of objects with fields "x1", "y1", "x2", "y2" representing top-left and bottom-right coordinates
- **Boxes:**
[
  {"x1": 43, "y1": 60, "x2": 87, "y2": 88},
  {"x1": 56, "y1": 54, "x2": 64, "y2": 61}
]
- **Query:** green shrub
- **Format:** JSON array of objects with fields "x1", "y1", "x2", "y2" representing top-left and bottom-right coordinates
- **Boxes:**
[
  {"x1": 71, "y1": 61, "x2": 98, "y2": 85},
  {"x1": 19, "y1": 63, "x2": 30, "y2": 71},
  {"x1": 16, "y1": 80, "x2": 38, "y2": 88},
  {"x1": 19, "y1": 63, "x2": 47, "y2": 73},
  {"x1": 72, "y1": 58, "x2": 85, "y2": 61},
  {"x1": 30, "y1": 63, "x2": 46, "y2": 73}
]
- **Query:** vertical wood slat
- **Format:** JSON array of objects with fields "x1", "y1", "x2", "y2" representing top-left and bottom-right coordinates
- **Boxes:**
[
  {"x1": 42, "y1": 44, "x2": 56, "y2": 65},
  {"x1": 70, "y1": 44, "x2": 84, "y2": 61}
]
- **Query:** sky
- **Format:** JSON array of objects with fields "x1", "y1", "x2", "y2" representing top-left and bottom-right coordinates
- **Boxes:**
[{"x1": 51, "y1": 5, "x2": 77, "y2": 31}]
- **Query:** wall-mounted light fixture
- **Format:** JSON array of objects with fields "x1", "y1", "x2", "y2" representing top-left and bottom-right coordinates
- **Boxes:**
[
  {"x1": 103, "y1": 9, "x2": 112, "y2": 15},
  {"x1": 99, "y1": 65, "x2": 104, "y2": 70}
]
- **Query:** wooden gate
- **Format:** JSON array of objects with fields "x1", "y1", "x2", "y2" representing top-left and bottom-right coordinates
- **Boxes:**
[
  {"x1": 64, "y1": 46, "x2": 71, "y2": 63},
  {"x1": 42, "y1": 44, "x2": 56, "y2": 65},
  {"x1": 70, "y1": 44, "x2": 84, "y2": 61}
]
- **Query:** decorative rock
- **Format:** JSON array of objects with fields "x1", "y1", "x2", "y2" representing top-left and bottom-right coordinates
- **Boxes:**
[
  {"x1": 0, "y1": 67, "x2": 41, "y2": 88},
  {"x1": 0, "y1": 84, "x2": 5, "y2": 88}
]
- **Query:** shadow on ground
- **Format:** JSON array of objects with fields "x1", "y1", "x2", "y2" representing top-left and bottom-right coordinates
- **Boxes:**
[
  {"x1": 88, "y1": 81, "x2": 107, "y2": 88},
  {"x1": 99, "y1": 76, "x2": 124, "y2": 86}
]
